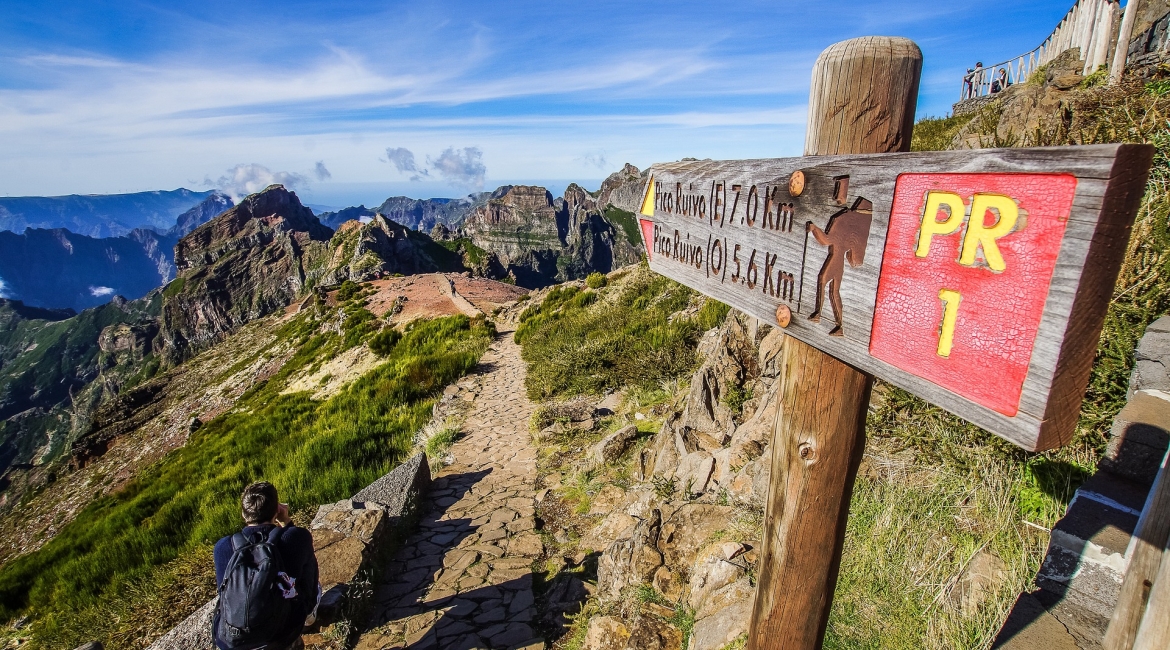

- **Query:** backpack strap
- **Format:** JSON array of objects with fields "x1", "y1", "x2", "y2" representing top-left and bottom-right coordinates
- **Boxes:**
[{"x1": 229, "y1": 532, "x2": 250, "y2": 553}]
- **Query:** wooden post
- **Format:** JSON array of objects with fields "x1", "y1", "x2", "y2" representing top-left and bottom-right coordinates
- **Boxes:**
[
  {"x1": 1109, "y1": 0, "x2": 1139, "y2": 85},
  {"x1": 748, "y1": 36, "x2": 921, "y2": 650}
]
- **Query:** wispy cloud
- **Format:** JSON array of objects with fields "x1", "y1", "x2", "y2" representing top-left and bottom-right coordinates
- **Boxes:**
[
  {"x1": 0, "y1": 276, "x2": 11, "y2": 299},
  {"x1": 382, "y1": 146, "x2": 485, "y2": 189},
  {"x1": 384, "y1": 147, "x2": 420, "y2": 174},
  {"x1": 314, "y1": 161, "x2": 331, "y2": 181},
  {"x1": 578, "y1": 152, "x2": 609, "y2": 170},
  {"x1": 88, "y1": 286, "x2": 115, "y2": 297}
]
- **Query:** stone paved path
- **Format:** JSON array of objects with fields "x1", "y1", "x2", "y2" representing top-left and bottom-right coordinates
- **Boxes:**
[{"x1": 356, "y1": 331, "x2": 544, "y2": 650}]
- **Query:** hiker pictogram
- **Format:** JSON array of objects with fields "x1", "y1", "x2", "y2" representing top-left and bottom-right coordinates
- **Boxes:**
[{"x1": 806, "y1": 197, "x2": 873, "y2": 337}]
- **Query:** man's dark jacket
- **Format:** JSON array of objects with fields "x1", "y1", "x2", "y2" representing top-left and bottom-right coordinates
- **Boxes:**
[{"x1": 212, "y1": 523, "x2": 318, "y2": 649}]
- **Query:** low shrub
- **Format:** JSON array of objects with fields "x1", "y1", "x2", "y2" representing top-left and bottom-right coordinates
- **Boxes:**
[
  {"x1": 585, "y1": 272, "x2": 607, "y2": 289},
  {"x1": 368, "y1": 328, "x2": 402, "y2": 357}
]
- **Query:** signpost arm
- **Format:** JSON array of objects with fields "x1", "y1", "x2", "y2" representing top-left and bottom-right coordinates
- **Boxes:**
[{"x1": 748, "y1": 36, "x2": 922, "y2": 650}]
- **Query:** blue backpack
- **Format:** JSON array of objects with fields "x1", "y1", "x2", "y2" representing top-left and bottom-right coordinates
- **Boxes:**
[{"x1": 215, "y1": 527, "x2": 293, "y2": 649}]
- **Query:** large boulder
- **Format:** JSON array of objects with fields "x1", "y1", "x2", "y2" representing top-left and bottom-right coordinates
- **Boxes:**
[
  {"x1": 580, "y1": 511, "x2": 638, "y2": 552},
  {"x1": 311, "y1": 501, "x2": 390, "y2": 587},
  {"x1": 583, "y1": 616, "x2": 632, "y2": 650},
  {"x1": 597, "y1": 510, "x2": 664, "y2": 598},
  {"x1": 673, "y1": 452, "x2": 716, "y2": 496},
  {"x1": 689, "y1": 578, "x2": 755, "y2": 650},
  {"x1": 658, "y1": 504, "x2": 735, "y2": 571},
  {"x1": 687, "y1": 542, "x2": 748, "y2": 612},
  {"x1": 591, "y1": 424, "x2": 641, "y2": 464}
]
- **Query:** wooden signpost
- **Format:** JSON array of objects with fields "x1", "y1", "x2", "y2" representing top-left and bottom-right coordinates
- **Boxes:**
[{"x1": 634, "y1": 36, "x2": 1154, "y2": 649}]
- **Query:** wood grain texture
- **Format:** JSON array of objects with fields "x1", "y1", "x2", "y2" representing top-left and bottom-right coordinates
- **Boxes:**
[
  {"x1": 1105, "y1": 449, "x2": 1170, "y2": 650},
  {"x1": 749, "y1": 336, "x2": 872, "y2": 650},
  {"x1": 1133, "y1": 535, "x2": 1170, "y2": 650},
  {"x1": 747, "y1": 36, "x2": 905, "y2": 650},
  {"x1": 642, "y1": 144, "x2": 1153, "y2": 451},
  {"x1": 804, "y1": 36, "x2": 921, "y2": 157}
]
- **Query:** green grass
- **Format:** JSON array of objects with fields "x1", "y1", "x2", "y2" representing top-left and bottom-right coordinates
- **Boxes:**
[
  {"x1": 438, "y1": 237, "x2": 489, "y2": 265},
  {"x1": 585, "y1": 272, "x2": 608, "y2": 289},
  {"x1": 516, "y1": 266, "x2": 723, "y2": 400},
  {"x1": 910, "y1": 114, "x2": 974, "y2": 152},
  {"x1": 603, "y1": 206, "x2": 643, "y2": 246},
  {"x1": 424, "y1": 427, "x2": 460, "y2": 460},
  {"x1": 0, "y1": 311, "x2": 493, "y2": 648}
]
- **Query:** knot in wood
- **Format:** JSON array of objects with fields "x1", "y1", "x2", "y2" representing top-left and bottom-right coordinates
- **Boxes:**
[{"x1": 798, "y1": 442, "x2": 816, "y2": 462}]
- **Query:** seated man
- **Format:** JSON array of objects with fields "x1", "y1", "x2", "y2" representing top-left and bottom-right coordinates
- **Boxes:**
[{"x1": 213, "y1": 481, "x2": 319, "y2": 650}]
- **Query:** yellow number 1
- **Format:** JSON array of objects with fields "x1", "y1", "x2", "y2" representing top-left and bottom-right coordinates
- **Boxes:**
[{"x1": 937, "y1": 289, "x2": 961, "y2": 358}]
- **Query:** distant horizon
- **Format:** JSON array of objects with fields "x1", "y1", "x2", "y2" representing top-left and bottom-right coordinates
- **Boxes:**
[{"x1": 0, "y1": 177, "x2": 611, "y2": 214}]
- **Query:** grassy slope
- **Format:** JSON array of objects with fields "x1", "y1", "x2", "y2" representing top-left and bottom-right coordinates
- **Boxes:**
[
  {"x1": 0, "y1": 289, "x2": 494, "y2": 648},
  {"x1": 516, "y1": 268, "x2": 727, "y2": 401}
]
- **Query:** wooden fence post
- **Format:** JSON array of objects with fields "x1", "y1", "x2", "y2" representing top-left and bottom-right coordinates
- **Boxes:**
[
  {"x1": 748, "y1": 36, "x2": 922, "y2": 650},
  {"x1": 1110, "y1": 0, "x2": 1139, "y2": 85}
]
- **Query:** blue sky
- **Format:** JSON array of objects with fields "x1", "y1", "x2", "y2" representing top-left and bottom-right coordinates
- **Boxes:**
[{"x1": 0, "y1": 0, "x2": 1087, "y2": 207}]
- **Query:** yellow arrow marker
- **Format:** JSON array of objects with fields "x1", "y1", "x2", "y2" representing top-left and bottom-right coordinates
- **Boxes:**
[{"x1": 640, "y1": 176, "x2": 656, "y2": 216}]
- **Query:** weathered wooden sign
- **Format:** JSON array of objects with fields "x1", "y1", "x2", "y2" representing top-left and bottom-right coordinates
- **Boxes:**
[{"x1": 637, "y1": 144, "x2": 1152, "y2": 451}]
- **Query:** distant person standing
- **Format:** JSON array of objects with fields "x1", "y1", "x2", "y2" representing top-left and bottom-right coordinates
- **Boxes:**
[
  {"x1": 971, "y1": 62, "x2": 984, "y2": 97},
  {"x1": 213, "y1": 482, "x2": 319, "y2": 650}
]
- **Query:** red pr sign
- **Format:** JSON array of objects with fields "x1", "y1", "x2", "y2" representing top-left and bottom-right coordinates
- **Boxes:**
[{"x1": 869, "y1": 173, "x2": 1077, "y2": 416}]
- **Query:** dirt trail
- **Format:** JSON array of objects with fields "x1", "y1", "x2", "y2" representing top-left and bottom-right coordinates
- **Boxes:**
[{"x1": 356, "y1": 330, "x2": 546, "y2": 650}]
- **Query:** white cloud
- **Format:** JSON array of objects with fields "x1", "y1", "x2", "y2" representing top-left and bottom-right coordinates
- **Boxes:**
[
  {"x1": 209, "y1": 164, "x2": 310, "y2": 201},
  {"x1": 89, "y1": 286, "x2": 115, "y2": 297},
  {"x1": 0, "y1": 276, "x2": 11, "y2": 299},
  {"x1": 579, "y1": 152, "x2": 609, "y2": 170},
  {"x1": 384, "y1": 147, "x2": 419, "y2": 174},
  {"x1": 427, "y1": 147, "x2": 485, "y2": 190}
]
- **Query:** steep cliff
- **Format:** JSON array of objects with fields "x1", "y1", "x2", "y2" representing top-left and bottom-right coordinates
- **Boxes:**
[
  {"x1": 457, "y1": 172, "x2": 645, "y2": 288},
  {"x1": 0, "y1": 228, "x2": 177, "y2": 312},
  {"x1": 374, "y1": 193, "x2": 488, "y2": 231},
  {"x1": 0, "y1": 295, "x2": 160, "y2": 477},
  {"x1": 158, "y1": 185, "x2": 333, "y2": 363}
]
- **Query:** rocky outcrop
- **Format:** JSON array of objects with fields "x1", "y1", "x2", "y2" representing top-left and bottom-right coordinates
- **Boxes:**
[
  {"x1": 567, "y1": 308, "x2": 787, "y2": 650},
  {"x1": 639, "y1": 311, "x2": 775, "y2": 506},
  {"x1": 158, "y1": 185, "x2": 333, "y2": 364},
  {"x1": 321, "y1": 214, "x2": 462, "y2": 284},
  {"x1": 166, "y1": 192, "x2": 233, "y2": 238},
  {"x1": 953, "y1": 49, "x2": 1086, "y2": 149},
  {"x1": 457, "y1": 180, "x2": 644, "y2": 288},
  {"x1": 374, "y1": 193, "x2": 490, "y2": 232},
  {"x1": 0, "y1": 296, "x2": 159, "y2": 475},
  {"x1": 596, "y1": 163, "x2": 649, "y2": 214}
]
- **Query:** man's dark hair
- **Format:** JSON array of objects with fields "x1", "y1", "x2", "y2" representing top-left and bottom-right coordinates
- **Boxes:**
[{"x1": 241, "y1": 481, "x2": 279, "y2": 524}]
